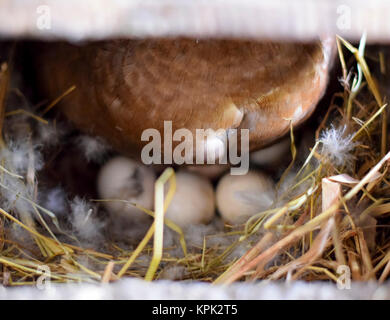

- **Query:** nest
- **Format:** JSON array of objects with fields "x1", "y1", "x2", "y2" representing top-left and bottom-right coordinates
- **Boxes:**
[{"x1": 0, "y1": 36, "x2": 390, "y2": 286}]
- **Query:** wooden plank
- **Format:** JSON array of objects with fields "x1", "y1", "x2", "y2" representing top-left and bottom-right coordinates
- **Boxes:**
[{"x1": 0, "y1": 0, "x2": 388, "y2": 42}]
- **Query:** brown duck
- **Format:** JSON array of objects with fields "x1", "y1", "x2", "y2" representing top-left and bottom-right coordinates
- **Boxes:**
[{"x1": 36, "y1": 37, "x2": 335, "y2": 161}]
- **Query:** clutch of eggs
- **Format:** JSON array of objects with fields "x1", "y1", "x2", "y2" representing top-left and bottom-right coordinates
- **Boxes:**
[{"x1": 98, "y1": 157, "x2": 276, "y2": 226}]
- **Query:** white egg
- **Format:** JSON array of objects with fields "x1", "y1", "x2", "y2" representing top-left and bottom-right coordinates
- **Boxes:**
[
  {"x1": 250, "y1": 138, "x2": 290, "y2": 166},
  {"x1": 186, "y1": 164, "x2": 229, "y2": 180},
  {"x1": 165, "y1": 170, "x2": 215, "y2": 227},
  {"x1": 216, "y1": 170, "x2": 275, "y2": 224},
  {"x1": 97, "y1": 156, "x2": 155, "y2": 222}
]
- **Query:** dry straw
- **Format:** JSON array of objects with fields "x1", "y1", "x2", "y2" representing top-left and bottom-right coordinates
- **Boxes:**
[{"x1": 1, "y1": 35, "x2": 390, "y2": 285}]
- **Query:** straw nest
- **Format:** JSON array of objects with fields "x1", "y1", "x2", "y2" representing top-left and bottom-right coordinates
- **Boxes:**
[{"x1": 0, "y1": 36, "x2": 390, "y2": 287}]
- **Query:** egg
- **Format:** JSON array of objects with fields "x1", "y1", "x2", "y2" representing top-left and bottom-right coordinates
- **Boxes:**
[
  {"x1": 186, "y1": 164, "x2": 229, "y2": 181},
  {"x1": 165, "y1": 170, "x2": 215, "y2": 227},
  {"x1": 216, "y1": 170, "x2": 275, "y2": 224},
  {"x1": 250, "y1": 138, "x2": 291, "y2": 167},
  {"x1": 97, "y1": 156, "x2": 155, "y2": 222}
]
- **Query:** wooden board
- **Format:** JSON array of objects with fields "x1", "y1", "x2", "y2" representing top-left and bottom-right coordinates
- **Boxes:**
[{"x1": 0, "y1": 0, "x2": 389, "y2": 42}]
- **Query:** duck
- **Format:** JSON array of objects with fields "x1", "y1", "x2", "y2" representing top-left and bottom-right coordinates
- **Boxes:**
[{"x1": 35, "y1": 37, "x2": 335, "y2": 162}]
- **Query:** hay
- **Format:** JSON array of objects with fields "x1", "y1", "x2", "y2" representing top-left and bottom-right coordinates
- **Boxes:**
[{"x1": 1, "y1": 36, "x2": 390, "y2": 287}]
